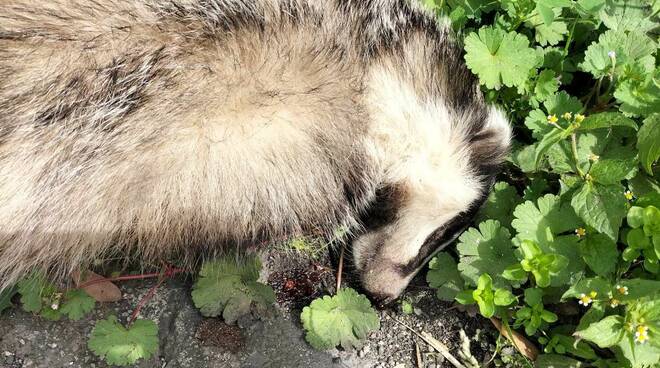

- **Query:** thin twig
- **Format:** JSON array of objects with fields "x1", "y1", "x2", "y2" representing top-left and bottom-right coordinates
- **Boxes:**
[
  {"x1": 415, "y1": 340, "x2": 423, "y2": 368},
  {"x1": 127, "y1": 265, "x2": 179, "y2": 325},
  {"x1": 391, "y1": 317, "x2": 467, "y2": 368},
  {"x1": 128, "y1": 274, "x2": 167, "y2": 325},
  {"x1": 77, "y1": 267, "x2": 185, "y2": 290},
  {"x1": 336, "y1": 244, "x2": 345, "y2": 293}
]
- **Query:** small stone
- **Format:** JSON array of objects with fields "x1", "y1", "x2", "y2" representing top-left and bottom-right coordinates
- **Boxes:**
[
  {"x1": 19, "y1": 339, "x2": 25, "y2": 345},
  {"x1": 3, "y1": 351, "x2": 14, "y2": 357},
  {"x1": 48, "y1": 343, "x2": 58, "y2": 349}
]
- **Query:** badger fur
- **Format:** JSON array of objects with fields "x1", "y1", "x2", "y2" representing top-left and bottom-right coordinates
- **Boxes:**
[{"x1": 0, "y1": 0, "x2": 511, "y2": 301}]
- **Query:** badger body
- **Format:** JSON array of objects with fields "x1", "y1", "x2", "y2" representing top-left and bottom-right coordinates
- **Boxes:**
[{"x1": 0, "y1": 0, "x2": 510, "y2": 300}]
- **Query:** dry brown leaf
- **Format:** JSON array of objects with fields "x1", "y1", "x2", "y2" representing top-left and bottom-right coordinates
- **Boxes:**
[
  {"x1": 490, "y1": 317, "x2": 539, "y2": 361},
  {"x1": 72, "y1": 270, "x2": 122, "y2": 302}
]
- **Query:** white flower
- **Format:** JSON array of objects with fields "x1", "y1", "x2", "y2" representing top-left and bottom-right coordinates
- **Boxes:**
[
  {"x1": 616, "y1": 285, "x2": 629, "y2": 295},
  {"x1": 608, "y1": 50, "x2": 616, "y2": 59},
  {"x1": 578, "y1": 293, "x2": 593, "y2": 306}
]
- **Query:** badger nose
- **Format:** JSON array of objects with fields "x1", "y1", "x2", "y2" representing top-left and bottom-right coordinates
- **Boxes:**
[{"x1": 369, "y1": 292, "x2": 397, "y2": 308}]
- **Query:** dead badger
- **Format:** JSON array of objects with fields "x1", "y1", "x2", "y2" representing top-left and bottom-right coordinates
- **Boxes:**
[{"x1": 0, "y1": 0, "x2": 511, "y2": 303}]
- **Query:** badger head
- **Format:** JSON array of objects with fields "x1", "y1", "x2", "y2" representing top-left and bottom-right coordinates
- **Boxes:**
[{"x1": 353, "y1": 58, "x2": 512, "y2": 305}]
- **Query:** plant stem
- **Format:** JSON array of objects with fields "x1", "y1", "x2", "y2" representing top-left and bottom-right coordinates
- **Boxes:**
[
  {"x1": 571, "y1": 133, "x2": 585, "y2": 178},
  {"x1": 76, "y1": 267, "x2": 185, "y2": 290},
  {"x1": 563, "y1": 17, "x2": 579, "y2": 57},
  {"x1": 128, "y1": 273, "x2": 168, "y2": 325}
]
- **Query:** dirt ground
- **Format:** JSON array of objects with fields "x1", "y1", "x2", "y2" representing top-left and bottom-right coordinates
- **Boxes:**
[{"x1": 0, "y1": 249, "x2": 503, "y2": 368}]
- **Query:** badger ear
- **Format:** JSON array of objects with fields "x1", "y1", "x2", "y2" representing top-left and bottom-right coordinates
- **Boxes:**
[{"x1": 468, "y1": 107, "x2": 512, "y2": 173}]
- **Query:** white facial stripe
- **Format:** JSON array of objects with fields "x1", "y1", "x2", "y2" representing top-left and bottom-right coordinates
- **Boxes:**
[{"x1": 363, "y1": 64, "x2": 483, "y2": 264}]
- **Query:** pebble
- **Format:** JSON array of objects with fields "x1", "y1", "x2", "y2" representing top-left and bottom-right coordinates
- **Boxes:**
[
  {"x1": 3, "y1": 351, "x2": 14, "y2": 357},
  {"x1": 48, "y1": 343, "x2": 58, "y2": 349}
]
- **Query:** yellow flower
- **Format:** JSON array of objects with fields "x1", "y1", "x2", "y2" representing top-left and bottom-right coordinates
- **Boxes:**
[
  {"x1": 575, "y1": 228, "x2": 587, "y2": 238},
  {"x1": 578, "y1": 293, "x2": 593, "y2": 306},
  {"x1": 624, "y1": 190, "x2": 635, "y2": 201},
  {"x1": 574, "y1": 114, "x2": 585, "y2": 123},
  {"x1": 589, "y1": 291, "x2": 598, "y2": 298},
  {"x1": 588, "y1": 153, "x2": 600, "y2": 162},
  {"x1": 616, "y1": 285, "x2": 629, "y2": 295},
  {"x1": 635, "y1": 325, "x2": 649, "y2": 344},
  {"x1": 547, "y1": 114, "x2": 559, "y2": 124},
  {"x1": 562, "y1": 112, "x2": 573, "y2": 120},
  {"x1": 610, "y1": 298, "x2": 620, "y2": 308}
]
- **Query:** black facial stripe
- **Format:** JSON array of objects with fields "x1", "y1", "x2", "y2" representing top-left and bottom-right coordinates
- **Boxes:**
[
  {"x1": 359, "y1": 183, "x2": 408, "y2": 231},
  {"x1": 395, "y1": 185, "x2": 492, "y2": 276}
]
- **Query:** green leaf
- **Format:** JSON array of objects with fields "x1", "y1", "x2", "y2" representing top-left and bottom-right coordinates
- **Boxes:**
[
  {"x1": 579, "y1": 233, "x2": 619, "y2": 277},
  {"x1": 523, "y1": 177, "x2": 550, "y2": 202},
  {"x1": 562, "y1": 277, "x2": 612, "y2": 300},
  {"x1": 531, "y1": 17, "x2": 568, "y2": 46},
  {"x1": 626, "y1": 228, "x2": 650, "y2": 249},
  {"x1": 494, "y1": 288, "x2": 516, "y2": 306},
  {"x1": 525, "y1": 92, "x2": 583, "y2": 139},
  {"x1": 615, "y1": 68, "x2": 660, "y2": 118},
  {"x1": 464, "y1": 26, "x2": 539, "y2": 89},
  {"x1": 513, "y1": 194, "x2": 582, "y2": 246},
  {"x1": 535, "y1": 354, "x2": 586, "y2": 367},
  {"x1": 627, "y1": 206, "x2": 645, "y2": 228},
  {"x1": 191, "y1": 254, "x2": 275, "y2": 324},
  {"x1": 401, "y1": 300, "x2": 414, "y2": 315},
  {"x1": 616, "y1": 334, "x2": 660, "y2": 367},
  {"x1": 16, "y1": 271, "x2": 56, "y2": 314},
  {"x1": 616, "y1": 279, "x2": 660, "y2": 302},
  {"x1": 571, "y1": 182, "x2": 627, "y2": 242},
  {"x1": 600, "y1": 0, "x2": 656, "y2": 32},
  {"x1": 447, "y1": 0, "x2": 498, "y2": 19},
  {"x1": 510, "y1": 143, "x2": 538, "y2": 173},
  {"x1": 574, "y1": 315, "x2": 624, "y2": 348},
  {"x1": 577, "y1": 0, "x2": 606, "y2": 15},
  {"x1": 475, "y1": 181, "x2": 522, "y2": 229},
  {"x1": 637, "y1": 114, "x2": 660, "y2": 174},
  {"x1": 535, "y1": 127, "x2": 573, "y2": 170},
  {"x1": 0, "y1": 286, "x2": 17, "y2": 315},
  {"x1": 524, "y1": 288, "x2": 544, "y2": 306},
  {"x1": 590, "y1": 158, "x2": 637, "y2": 184},
  {"x1": 455, "y1": 289, "x2": 476, "y2": 305},
  {"x1": 503, "y1": 264, "x2": 528, "y2": 281},
  {"x1": 576, "y1": 302, "x2": 605, "y2": 331},
  {"x1": 300, "y1": 288, "x2": 380, "y2": 350},
  {"x1": 59, "y1": 289, "x2": 95, "y2": 321},
  {"x1": 580, "y1": 30, "x2": 655, "y2": 79},
  {"x1": 534, "y1": 70, "x2": 560, "y2": 102},
  {"x1": 456, "y1": 220, "x2": 518, "y2": 288},
  {"x1": 88, "y1": 316, "x2": 158, "y2": 366},
  {"x1": 427, "y1": 253, "x2": 464, "y2": 301},
  {"x1": 578, "y1": 112, "x2": 637, "y2": 131},
  {"x1": 473, "y1": 274, "x2": 496, "y2": 317}
]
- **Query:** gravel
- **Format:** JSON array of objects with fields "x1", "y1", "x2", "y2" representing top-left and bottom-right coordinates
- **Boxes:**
[{"x1": 0, "y1": 248, "x2": 499, "y2": 368}]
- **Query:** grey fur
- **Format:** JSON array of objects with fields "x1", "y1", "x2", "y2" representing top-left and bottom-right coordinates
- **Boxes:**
[{"x1": 0, "y1": 0, "x2": 510, "y2": 300}]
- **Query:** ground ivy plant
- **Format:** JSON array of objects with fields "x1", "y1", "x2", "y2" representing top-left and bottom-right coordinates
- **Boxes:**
[{"x1": 423, "y1": 0, "x2": 659, "y2": 366}]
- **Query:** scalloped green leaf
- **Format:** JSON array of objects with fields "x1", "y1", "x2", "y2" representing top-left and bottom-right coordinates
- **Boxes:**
[
  {"x1": 88, "y1": 316, "x2": 158, "y2": 366},
  {"x1": 300, "y1": 288, "x2": 380, "y2": 350}
]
